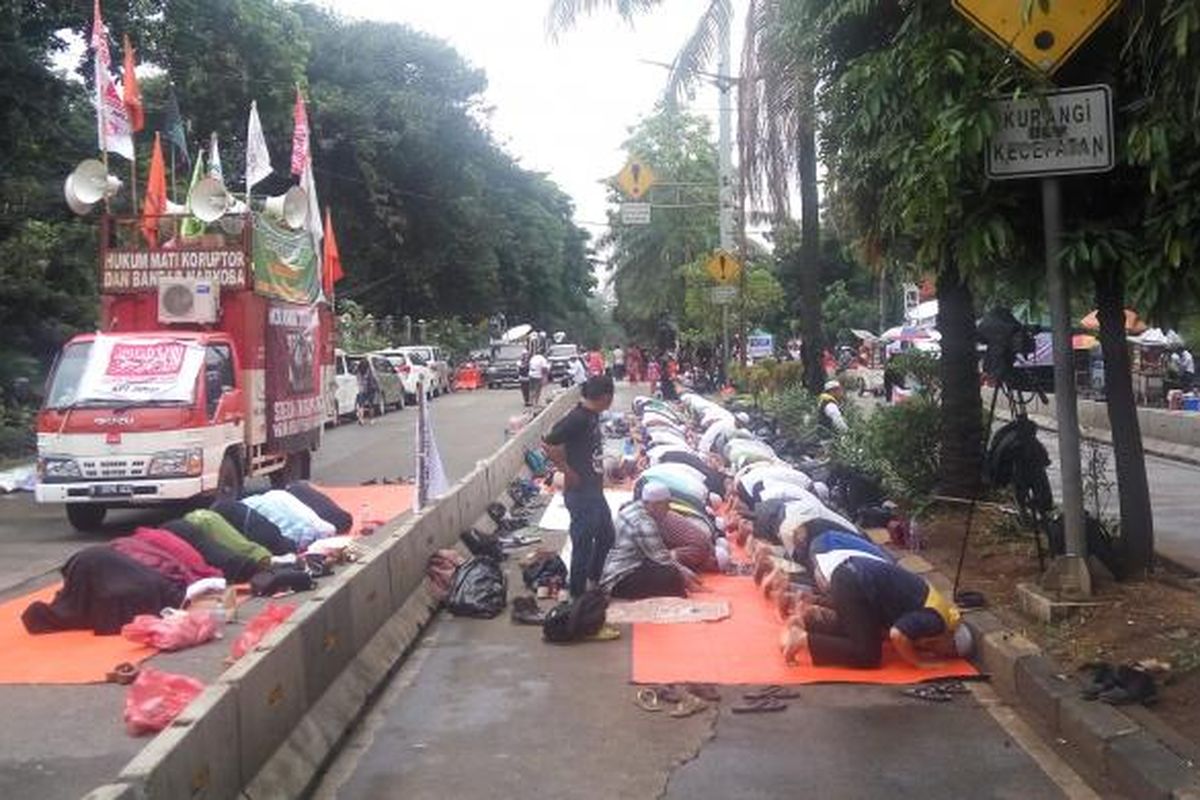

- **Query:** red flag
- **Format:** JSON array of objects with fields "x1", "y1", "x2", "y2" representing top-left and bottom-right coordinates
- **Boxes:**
[
  {"x1": 122, "y1": 34, "x2": 144, "y2": 132},
  {"x1": 290, "y1": 88, "x2": 309, "y2": 176},
  {"x1": 322, "y1": 208, "x2": 344, "y2": 297},
  {"x1": 140, "y1": 133, "x2": 167, "y2": 247}
]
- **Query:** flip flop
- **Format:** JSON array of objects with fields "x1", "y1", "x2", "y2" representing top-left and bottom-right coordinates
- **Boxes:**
[
  {"x1": 635, "y1": 688, "x2": 664, "y2": 712},
  {"x1": 683, "y1": 683, "x2": 722, "y2": 703},
  {"x1": 106, "y1": 662, "x2": 139, "y2": 685},
  {"x1": 586, "y1": 624, "x2": 621, "y2": 642},
  {"x1": 731, "y1": 697, "x2": 788, "y2": 714},
  {"x1": 902, "y1": 686, "x2": 952, "y2": 702},
  {"x1": 669, "y1": 691, "x2": 711, "y2": 718},
  {"x1": 929, "y1": 680, "x2": 969, "y2": 695},
  {"x1": 743, "y1": 685, "x2": 800, "y2": 701}
]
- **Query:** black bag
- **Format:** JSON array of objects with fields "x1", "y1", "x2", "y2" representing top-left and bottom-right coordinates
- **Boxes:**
[
  {"x1": 542, "y1": 590, "x2": 608, "y2": 644},
  {"x1": 285, "y1": 480, "x2": 354, "y2": 533},
  {"x1": 446, "y1": 557, "x2": 508, "y2": 618},
  {"x1": 521, "y1": 552, "x2": 568, "y2": 590},
  {"x1": 461, "y1": 528, "x2": 505, "y2": 561}
]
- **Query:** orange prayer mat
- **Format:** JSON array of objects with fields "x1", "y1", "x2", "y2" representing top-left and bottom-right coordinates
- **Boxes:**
[
  {"x1": 0, "y1": 584, "x2": 157, "y2": 685},
  {"x1": 632, "y1": 574, "x2": 978, "y2": 686},
  {"x1": 317, "y1": 483, "x2": 415, "y2": 535}
]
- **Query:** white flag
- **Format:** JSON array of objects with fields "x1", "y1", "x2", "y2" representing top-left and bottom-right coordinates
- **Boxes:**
[
  {"x1": 300, "y1": 160, "x2": 323, "y2": 271},
  {"x1": 91, "y1": 1, "x2": 133, "y2": 160},
  {"x1": 415, "y1": 388, "x2": 449, "y2": 510},
  {"x1": 208, "y1": 132, "x2": 223, "y2": 181},
  {"x1": 245, "y1": 101, "x2": 273, "y2": 195}
]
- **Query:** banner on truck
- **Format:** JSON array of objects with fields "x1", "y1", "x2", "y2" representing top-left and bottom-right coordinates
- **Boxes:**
[
  {"x1": 75, "y1": 335, "x2": 206, "y2": 405},
  {"x1": 265, "y1": 302, "x2": 323, "y2": 450},
  {"x1": 252, "y1": 213, "x2": 320, "y2": 304}
]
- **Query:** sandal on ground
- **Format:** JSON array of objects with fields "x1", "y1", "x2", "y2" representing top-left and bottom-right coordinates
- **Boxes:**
[
  {"x1": 683, "y1": 682, "x2": 722, "y2": 703},
  {"x1": 586, "y1": 624, "x2": 621, "y2": 642},
  {"x1": 731, "y1": 697, "x2": 788, "y2": 714},
  {"x1": 928, "y1": 680, "x2": 969, "y2": 695},
  {"x1": 635, "y1": 688, "x2": 664, "y2": 712},
  {"x1": 743, "y1": 685, "x2": 800, "y2": 701},
  {"x1": 902, "y1": 686, "x2": 952, "y2": 702},
  {"x1": 669, "y1": 691, "x2": 711, "y2": 718}
]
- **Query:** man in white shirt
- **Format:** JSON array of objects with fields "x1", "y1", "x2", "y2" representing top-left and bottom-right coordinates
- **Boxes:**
[
  {"x1": 528, "y1": 351, "x2": 551, "y2": 406},
  {"x1": 612, "y1": 346, "x2": 626, "y2": 380},
  {"x1": 569, "y1": 356, "x2": 588, "y2": 387}
]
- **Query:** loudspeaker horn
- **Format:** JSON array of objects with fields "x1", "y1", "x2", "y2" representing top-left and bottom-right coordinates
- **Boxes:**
[
  {"x1": 64, "y1": 176, "x2": 95, "y2": 215},
  {"x1": 188, "y1": 176, "x2": 232, "y2": 223},
  {"x1": 262, "y1": 186, "x2": 308, "y2": 230},
  {"x1": 219, "y1": 198, "x2": 249, "y2": 235},
  {"x1": 64, "y1": 159, "x2": 123, "y2": 214}
]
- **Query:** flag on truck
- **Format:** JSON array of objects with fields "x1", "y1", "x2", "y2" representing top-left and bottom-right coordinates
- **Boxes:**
[
  {"x1": 245, "y1": 100, "x2": 273, "y2": 196},
  {"x1": 91, "y1": 0, "x2": 134, "y2": 160},
  {"x1": 162, "y1": 86, "x2": 191, "y2": 170},
  {"x1": 140, "y1": 133, "x2": 167, "y2": 247},
  {"x1": 322, "y1": 208, "x2": 343, "y2": 298},
  {"x1": 208, "y1": 132, "x2": 223, "y2": 181},
  {"x1": 180, "y1": 149, "x2": 206, "y2": 238},
  {"x1": 121, "y1": 34, "x2": 144, "y2": 132},
  {"x1": 290, "y1": 88, "x2": 309, "y2": 176}
]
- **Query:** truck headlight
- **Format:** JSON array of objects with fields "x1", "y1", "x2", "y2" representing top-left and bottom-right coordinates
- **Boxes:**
[
  {"x1": 38, "y1": 456, "x2": 81, "y2": 480},
  {"x1": 148, "y1": 447, "x2": 204, "y2": 477}
]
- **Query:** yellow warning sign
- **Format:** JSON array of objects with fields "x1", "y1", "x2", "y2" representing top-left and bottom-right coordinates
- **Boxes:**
[
  {"x1": 616, "y1": 158, "x2": 657, "y2": 200},
  {"x1": 952, "y1": 0, "x2": 1119, "y2": 75},
  {"x1": 705, "y1": 250, "x2": 741, "y2": 285}
]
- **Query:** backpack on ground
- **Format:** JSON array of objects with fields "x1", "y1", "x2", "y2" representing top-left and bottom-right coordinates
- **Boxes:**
[{"x1": 542, "y1": 590, "x2": 608, "y2": 644}]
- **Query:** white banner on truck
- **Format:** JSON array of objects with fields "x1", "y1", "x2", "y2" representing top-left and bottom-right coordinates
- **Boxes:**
[{"x1": 74, "y1": 335, "x2": 206, "y2": 405}]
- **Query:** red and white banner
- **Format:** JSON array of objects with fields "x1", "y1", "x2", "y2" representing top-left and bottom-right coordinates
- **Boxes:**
[
  {"x1": 91, "y1": 0, "x2": 134, "y2": 160},
  {"x1": 75, "y1": 336, "x2": 206, "y2": 404}
]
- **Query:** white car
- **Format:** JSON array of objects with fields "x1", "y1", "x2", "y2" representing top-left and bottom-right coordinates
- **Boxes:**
[
  {"x1": 374, "y1": 349, "x2": 436, "y2": 403},
  {"x1": 391, "y1": 345, "x2": 452, "y2": 396},
  {"x1": 326, "y1": 348, "x2": 361, "y2": 424}
]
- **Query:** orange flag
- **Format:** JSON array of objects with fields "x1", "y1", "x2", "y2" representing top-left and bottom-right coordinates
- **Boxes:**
[
  {"x1": 140, "y1": 133, "x2": 167, "y2": 247},
  {"x1": 322, "y1": 208, "x2": 344, "y2": 297},
  {"x1": 122, "y1": 35, "x2": 144, "y2": 132}
]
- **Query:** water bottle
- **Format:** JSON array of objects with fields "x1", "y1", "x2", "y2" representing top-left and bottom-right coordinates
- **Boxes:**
[{"x1": 358, "y1": 502, "x2": 374, "y2": 536}]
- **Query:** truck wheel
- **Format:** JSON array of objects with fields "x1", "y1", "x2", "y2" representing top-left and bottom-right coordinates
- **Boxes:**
[
  {"x1": 66, "y1": 503, "x2": 107, "y2": 531},
  {"x1": 216, "y1": 454, "x2": 242, "y2": 501}
]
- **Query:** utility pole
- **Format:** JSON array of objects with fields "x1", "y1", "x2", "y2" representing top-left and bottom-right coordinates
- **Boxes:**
[{"x1": 716, "y1": 17, "x2": 735, "y2": 376}]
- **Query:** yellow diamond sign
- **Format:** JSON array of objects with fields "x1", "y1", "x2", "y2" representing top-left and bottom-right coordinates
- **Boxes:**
[
  {"x1": 952, "y1": 0, "x2": 1120, "y2": 75},
  {"x1": 705, "y1": 250, "x2": 742, "y2": 285},
  {"x1": 616, "y1": 158, "x2": 656, "y2": 200}
]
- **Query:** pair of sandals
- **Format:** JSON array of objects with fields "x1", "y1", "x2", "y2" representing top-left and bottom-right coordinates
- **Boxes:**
[
  {"x1": 635, "y1": 683, "x2": 721, "y2": 717},
  {"x1": 902, "y1": 680, "x2": 970, "y2": 702},
  {"x1": 731, "y1": 684, "x2": 799, "y2": 713},
  {"x1": 1078, "y1": 662, "x2": 1158, "y2": 706}
]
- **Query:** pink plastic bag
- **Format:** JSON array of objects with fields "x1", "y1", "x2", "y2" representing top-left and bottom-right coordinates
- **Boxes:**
[
  {"x1": 123, "y1": 667, "x2": 205, "y2": 736},
  {"x1": 122, "y1": 609, "x2": 219, "y2": 651},
  {"x1": 228, "y1": 602, "x2": 296, "y2": 661}
]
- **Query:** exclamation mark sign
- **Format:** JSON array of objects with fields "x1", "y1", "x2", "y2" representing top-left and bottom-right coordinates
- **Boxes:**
[{"x1": 631, "y1": 163, "x2": 642, "y2": 197}]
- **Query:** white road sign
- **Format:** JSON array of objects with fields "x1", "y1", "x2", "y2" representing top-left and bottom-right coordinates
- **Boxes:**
[
  {"x1": 620, "y1": 203, "x2": 651, "y2": 225},
  {"x1": 710, "y1": 285, "x2": 738, "y2": 305},
  {"x1": 986, "y1": 85, "x2": 1114, "y2": 180}
]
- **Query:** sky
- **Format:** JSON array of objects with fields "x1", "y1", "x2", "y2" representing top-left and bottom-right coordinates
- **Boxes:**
[{"x1": 325, "y1": 0, "x2": 737, "y2": 240}]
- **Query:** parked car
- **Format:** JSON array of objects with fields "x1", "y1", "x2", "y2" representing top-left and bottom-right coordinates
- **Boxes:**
[
  {"x1": 391, "y1": 345, "x2": 452, "y2": 395},
  {"x1": 547, "y1": 343, "x2": 580, "y2": 384},
  {"x1": 374, "y1": 349, "x2": 436, "y2": 403},
  {"x1": 346, "y1": 354, "x2": 405, "y2": 415},
  {"x1": 485, "y1": 343, "x2": 526, "y2": 388},
  {"x1": 327, "y1": 348, "x2": 361, "y2": 424}
]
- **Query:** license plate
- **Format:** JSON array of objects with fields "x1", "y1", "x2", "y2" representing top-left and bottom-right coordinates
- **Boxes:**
[{"x1": 93, "y1": 484, "x2": 134, "y2": 498}]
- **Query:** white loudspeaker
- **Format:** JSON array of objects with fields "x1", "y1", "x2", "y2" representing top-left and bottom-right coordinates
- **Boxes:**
[
  {"x1": 64, "y1": 159, "x2": 123, "y2": 215},
  {"x1": 262, "y1": 186, "x2": 308, "y2": 229},
  {"x1": 189, "y1": 176, "x2": 232, "y2": 223},
  {"x1": 219, "y1": 198, "x2": 248, "y2": 235}
]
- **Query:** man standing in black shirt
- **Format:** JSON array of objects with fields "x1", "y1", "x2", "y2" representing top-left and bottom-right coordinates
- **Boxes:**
[{"x1": 543, "y1": 375, "x2": 616, "y2": 597}]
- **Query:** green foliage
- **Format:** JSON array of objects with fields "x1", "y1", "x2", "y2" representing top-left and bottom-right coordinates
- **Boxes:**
[
  {"x1": 421, "y1": 318, "x2": 489, "y2": 363},
  {"x1": 335, "y1": 300, "x2": 390, "y2": 354},
  {"x1": 887, "y1": 351, "x2": 941, "y2": 401},
  {"x1": 821, "y1": 279, "x2": 877, "y2": 344},
  {"x1": 763, "y1": 384, "x2": 824, "y2": 450},
  {"x1": 831, "y1": 398, "x2": 942, "y2": 505}
]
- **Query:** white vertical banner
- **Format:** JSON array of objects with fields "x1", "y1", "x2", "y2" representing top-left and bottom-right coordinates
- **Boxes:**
[{"x1": 415, "y1": 380, "x2": 448, "y2": 511}]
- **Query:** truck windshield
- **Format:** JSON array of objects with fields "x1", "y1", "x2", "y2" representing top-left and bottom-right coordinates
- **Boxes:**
[
  {"x1": 44, "y1": 342, "x2": 93, "y2": 409},
  {"x1": 492, "y1": 345, "x2": 524, "y2": 361},
  {"x1": 548, "y1": 345, "x2": 578, "y2": 359}
]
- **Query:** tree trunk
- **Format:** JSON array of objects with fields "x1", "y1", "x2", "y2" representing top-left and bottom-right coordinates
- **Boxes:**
[
  {"x1": 1095, "y1": 267, "x2": 1154, "y2": 577},
  {"x1": 936, "y1": 256, "x2": 983, "y2": 498},
  {"x1": 797, "y1": 81, "x2": 824, "y2": 393}
]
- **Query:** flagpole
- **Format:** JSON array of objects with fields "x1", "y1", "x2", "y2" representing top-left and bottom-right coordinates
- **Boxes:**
[
  {"x1": 169, "y1": 148, "x2": 176, "y2": 204},
  {"x1": 130, "y1": 147, "x2": 138, "y2": 216}
]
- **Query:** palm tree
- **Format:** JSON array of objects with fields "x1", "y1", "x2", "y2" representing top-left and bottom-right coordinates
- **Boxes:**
[{"x1": 547, "y1": 0, "x2": 826, "y2": 390}]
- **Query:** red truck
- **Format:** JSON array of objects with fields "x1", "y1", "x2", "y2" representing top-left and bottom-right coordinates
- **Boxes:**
[{"x1": 36, "y1": 212, "x2": 334, "y2": 530}]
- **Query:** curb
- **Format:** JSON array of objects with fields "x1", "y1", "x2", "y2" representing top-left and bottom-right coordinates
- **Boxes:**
[
  {"x1": 82, "y1": 389, "x2": 579, "y2": 800},
  {"x1": 964, "y1": 608, "x2": 1200, "y2": 799}
]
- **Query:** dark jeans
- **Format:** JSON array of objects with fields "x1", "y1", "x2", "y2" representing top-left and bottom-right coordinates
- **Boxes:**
[
  {"x1": 611, "y1": 562, "x2": 687, "y2": 599},
  {"x1": 804, "y1": 566, "x2": 884, "y2": 668},
  {"x1": 519, "y1": 378, "x2": 530, "y2": 405},
  {"x1": 564, "y1": 488, "x2": 615, "y2": 597}
]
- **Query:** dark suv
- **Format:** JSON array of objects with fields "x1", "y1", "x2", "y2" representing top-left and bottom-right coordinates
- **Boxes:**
[{"x1": 485, "y1": 343, "x2": 525, "y2": 388}]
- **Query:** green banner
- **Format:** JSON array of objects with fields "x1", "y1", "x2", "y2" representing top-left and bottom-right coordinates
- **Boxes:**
[{"x1": 252, "y1": 212, "x2": 320, "y2": 304}]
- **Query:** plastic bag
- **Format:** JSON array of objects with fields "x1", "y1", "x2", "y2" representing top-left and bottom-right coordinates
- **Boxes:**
[
  {"x1": 228, "y1": 602, "x2": 296, "y2": 661},
  {"x1": 121, "y1": 609, "x2": 219, "y2": 652},
  {"x1": 445, "y1": 557, "x2": 507, "y2": 619},
  {"x1": 123, "y1": 667, "x2": 205, "y2": 736},
  {"x1": 426, "y1": 549, "x2": 465, "y2": 603}
]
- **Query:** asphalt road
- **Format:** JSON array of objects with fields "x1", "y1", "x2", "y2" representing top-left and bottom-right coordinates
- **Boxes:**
[
  {"x1": 313, "y1": 385, "x2": 1103, "y2": 800},
  {"x1": 0, "y1": 386, "x2": 527, "y2": 800}
]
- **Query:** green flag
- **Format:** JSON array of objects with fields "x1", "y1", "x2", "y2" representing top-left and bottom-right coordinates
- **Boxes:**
[{"x1": 181, "y1": 149, "x2": 207, "y2": 238}]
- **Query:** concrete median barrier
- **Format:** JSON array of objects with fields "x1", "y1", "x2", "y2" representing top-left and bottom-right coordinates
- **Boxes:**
[{"x1": 98, "y1": 387, "x2": 580, "y2": 799}]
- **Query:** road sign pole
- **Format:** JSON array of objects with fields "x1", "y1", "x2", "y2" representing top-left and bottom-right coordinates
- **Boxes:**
[
  {"x1": 717, "y1": 17, "x2": 734, "y2": 377},
  {"x1": 1042, "y1": 176, "x2": 1092, "y2": 597}
]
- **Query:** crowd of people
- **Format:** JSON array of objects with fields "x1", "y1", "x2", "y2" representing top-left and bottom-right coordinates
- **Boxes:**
[{"x1": 542, "y1": 375, "x2": 972, "y2": 670}]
